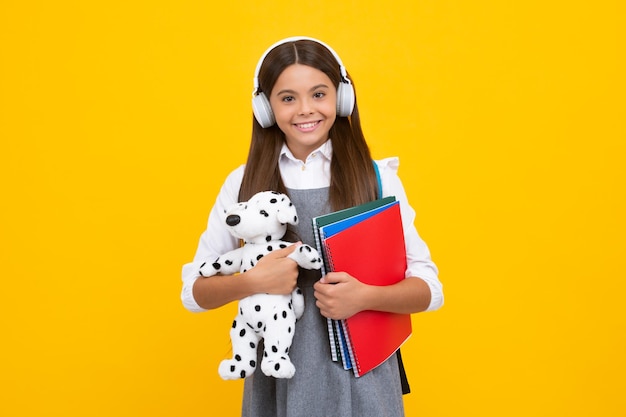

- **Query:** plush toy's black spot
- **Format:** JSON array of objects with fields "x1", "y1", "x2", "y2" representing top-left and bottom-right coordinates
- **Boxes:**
[
  {"x1": 240, "y1": 308, "x2": 243, "y2": 315},
  {"x1": 274, "y1": 363, "x2": 281, "y2": 371},
  {"x1": 257, "y1": 321, "x2": 263, "y2": 328},
  {"x1": 240, "y1": 329, "x2": 246, "y2": 337},
  {"x1": 250, "y1": 260, "x2": 254, "y2": 267},
  {"x1": 250, "y1": 360, "x2": 256, "y2": 367},
  {"x1": 289, "y1": 202, "x2": 293, "y2": 206},
  {"x1": 293, "y1": 215, "x2": 298, "y2": 222},
  {"x1": 303, "y1": 245, "x2": 311, "y2": 252},
  {"x1": 288, "y1": 302, "x2": 292, "y2": 309},
  {"x1": 266, "y1": 235, "x2": 272, "y2": 242},
  {"x1": 231, "y1": 320, "x2": 237, "y2": 328},
  {"x1": 213, "y1": 262, "x2": 221, "y2": 269},
  {"x1": 273, "y1": 314, "x2": 278, "y2": 320},
  {"x1": 250, "y1": 342, "x2": 256, "y2": 349},
  {"x1": 240, "y1": 370, "x2": 246, "y2": 378},
  {"x1": 235, "y1": 354, "x2": 241, "y2": 361},
  {"x1": 296, "y1": 288, "x2": 302, "y2": 295},
  {"x1": 264, "y1": 351, "x2": 268, "y2": 357},
  {"x1": 282, "y1": 311, "x2": 287, "y2": 319},
  {"x1": 256, "y1": 254, "x2": 263, "y2": 261},
  {"x1": 255, "y1": 305, "x2": 261, "y2": 312},
  {"x1": 270, "y1": 198, "x2": 277, "y2": 203},
  {"x1": 230, "y1": 365, "x2": 235, "y2": 372},
  {"x1": 288, "y1": 326, "x2": 292, "y2": 333},
  {"x1": 272, "y1": 345, "x2": 278, "y2": 353},
  {"x1": 260, "y1": 209, "x2": 269, "y2": 217},
  {"x1": 243, "y1": 269, "x2": 248, "y2": 273},
  {"x1": 247, "y1": 323, "x2": 254, "y2": 330},
  {"x1": 279, "y1": 244, "x2": 287, "y2": 249},
  {"x1": 225, "y1": 260, "x2": 233, "y2": 266},
  {"x1": 267, "y1": 245, "x2": 273, "y2": 251}
]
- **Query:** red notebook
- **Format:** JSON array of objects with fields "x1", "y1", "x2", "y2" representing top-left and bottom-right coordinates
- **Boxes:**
[{"x1": 322, "y1": 201, "x2": 411, "y2": 377}]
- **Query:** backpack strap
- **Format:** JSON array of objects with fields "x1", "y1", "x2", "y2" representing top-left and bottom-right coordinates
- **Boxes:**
[
  {"x1": 373, "y1": 160, "x2": 383, "y2": 199},
  {"x1": 373, "y1": 159, "x2": 411, "y2": 395},
  {"x1": 397, "y1": 349, "x2": 411, "y2": 394}
]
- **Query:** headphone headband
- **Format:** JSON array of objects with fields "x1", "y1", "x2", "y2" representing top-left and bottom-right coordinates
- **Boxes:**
[{"x1": 252, "y1": 36, "x2": 351, "y2": 95}]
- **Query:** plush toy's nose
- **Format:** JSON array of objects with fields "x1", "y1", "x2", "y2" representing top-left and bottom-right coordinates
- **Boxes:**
[{"x1": 226, "y1": 214, "x2": 241, "y2": 226}]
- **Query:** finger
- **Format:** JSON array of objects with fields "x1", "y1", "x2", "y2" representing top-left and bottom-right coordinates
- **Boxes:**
[{"x1": 321, "y1": 272, "x2": 346, "y2": 284}]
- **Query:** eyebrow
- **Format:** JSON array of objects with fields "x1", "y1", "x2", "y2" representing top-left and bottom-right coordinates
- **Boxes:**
[{"x1": 275, "y1": 84, "x2": 331, "y2": 96}]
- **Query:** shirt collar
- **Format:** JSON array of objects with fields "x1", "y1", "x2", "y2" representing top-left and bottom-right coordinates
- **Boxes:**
[{"x1": 279, "y1": 140, "x2": 333, "y2": 164}]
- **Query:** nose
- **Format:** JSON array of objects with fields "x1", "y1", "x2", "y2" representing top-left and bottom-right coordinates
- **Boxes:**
[
  {"x1": 298, "y1": 97, "x2": 314, "y2": 115},
  {"x1": 226, "y1": 215, "x2": 240, "y2": 226}
]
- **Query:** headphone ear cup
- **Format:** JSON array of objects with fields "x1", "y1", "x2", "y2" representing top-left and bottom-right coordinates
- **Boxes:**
[
  {"x1": 252, "y1": 93, "x2": 275, "y2": 128},
  {"x1": 336, "y1": 82, "x2": 355, "y2": 117}
]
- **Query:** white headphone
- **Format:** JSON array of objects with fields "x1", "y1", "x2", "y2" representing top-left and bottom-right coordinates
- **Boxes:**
[{"x1": 252, "y1": 36, "x2": 356, "y2": 128}]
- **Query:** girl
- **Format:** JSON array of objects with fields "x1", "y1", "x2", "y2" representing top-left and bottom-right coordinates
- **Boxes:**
[{"x1": 181, "y1": 36, "x2": 443, "y2": 417}]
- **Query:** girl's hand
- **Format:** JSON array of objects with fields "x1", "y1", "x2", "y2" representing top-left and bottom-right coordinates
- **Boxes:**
[
  {"x1": 248, "y1": 243, "x2": 300, "y2": 295},
  {"x1": 313, "y1": 272, "x2": 369, "y2": 320}
]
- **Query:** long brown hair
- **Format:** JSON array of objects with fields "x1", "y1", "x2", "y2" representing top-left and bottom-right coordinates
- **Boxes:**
[{"x1": 238, "y1": 39, "x2": 379, "y2": 211}]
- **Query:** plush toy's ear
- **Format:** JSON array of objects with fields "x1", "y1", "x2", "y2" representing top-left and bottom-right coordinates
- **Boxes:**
[{"x1": 275, "y1": 194, "x2": 299, "y2": 225}]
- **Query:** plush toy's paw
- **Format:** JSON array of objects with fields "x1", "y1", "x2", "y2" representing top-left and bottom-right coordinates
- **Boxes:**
[
  {"x1": 290, "y1": 244, "x2": 322, "y2": 270},
  {"x1": 261, "y1": 356, "x2": 296, "y2": 379},
  {"x1": 199, "y1": 255, "x2": 241, "y2": 277},
  {"x1": 198, "y1": 261, "x2": 219, "y2": 277},
  {"x1": 218, "y1": 357, "x2": 257, "y2": 380}
]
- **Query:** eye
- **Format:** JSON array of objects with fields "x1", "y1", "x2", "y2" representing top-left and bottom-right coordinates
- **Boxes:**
[
  {"x1": 281, "y1": 95, "x2": 295, "y2": 103},
  {"x1": 313, "y1": 91, "x2": 325, "y2": 99}
]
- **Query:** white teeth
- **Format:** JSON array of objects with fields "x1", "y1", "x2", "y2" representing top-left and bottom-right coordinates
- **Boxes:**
[{"x1": 297, "y1": 122, "x2": 317, "y2": 129}]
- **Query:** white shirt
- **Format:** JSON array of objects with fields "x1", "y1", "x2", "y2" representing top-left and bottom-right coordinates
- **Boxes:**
[{"x1": 181, "y1": 140, "x2": 443, "y2": 313}]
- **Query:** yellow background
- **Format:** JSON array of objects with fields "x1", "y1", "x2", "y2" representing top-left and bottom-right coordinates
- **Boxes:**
[{"x1": 1, "y1": 1, "x2": 624, "y2": 416}]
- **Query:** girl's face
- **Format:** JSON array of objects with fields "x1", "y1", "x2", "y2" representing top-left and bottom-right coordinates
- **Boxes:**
[{"x1": 269, "y1": 64, "x2": 337, "y2": 161}]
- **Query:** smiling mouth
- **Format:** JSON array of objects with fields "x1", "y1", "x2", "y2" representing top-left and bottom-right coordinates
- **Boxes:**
[{"x1": 295, "y1": 121, "x2": 320, "y2": 130}]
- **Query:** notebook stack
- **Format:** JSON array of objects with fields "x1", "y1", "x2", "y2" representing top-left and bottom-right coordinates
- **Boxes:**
[{"x1": 312, "y1": 196, "x2": 412, "y2": 377}]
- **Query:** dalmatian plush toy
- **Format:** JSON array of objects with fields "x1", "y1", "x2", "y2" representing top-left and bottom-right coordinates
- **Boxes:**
[{"x1": 198, "y1": 191, "x2": 322, "y2": 380}]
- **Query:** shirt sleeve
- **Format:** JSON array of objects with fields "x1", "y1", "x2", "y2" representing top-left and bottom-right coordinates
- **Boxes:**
[
  {"x1": 375, "y1": 157, "x2": 444, "y2": 312},
  {"x1": 180, "y1": 165, "x2": 245, "y2": 312}
]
